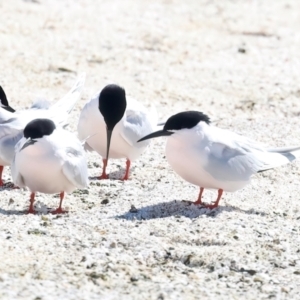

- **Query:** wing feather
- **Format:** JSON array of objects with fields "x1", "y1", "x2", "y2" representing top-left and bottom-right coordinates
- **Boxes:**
[
  {"x1": 121, "y1": 98, "x2": 156, "y2": 147},
  {"x1": 203, "y1": 127, "x2": 266, "y2": 181},
  {"x1": 61, "y1": 145, "x2": 89, "y2": 188}
]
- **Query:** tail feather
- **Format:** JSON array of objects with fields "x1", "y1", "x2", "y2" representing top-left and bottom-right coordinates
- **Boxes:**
[
  {"x1": 267, "y1": 146, "x2": 300, "y2": 154},
  {"x1": 258, "y1": 146, "x2": 300, "y2": 173},
  {"x1": 50, "y1": 72, "x2": 86, "y2": 115}
]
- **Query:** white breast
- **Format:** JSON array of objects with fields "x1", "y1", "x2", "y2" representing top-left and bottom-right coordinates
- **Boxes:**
[
  {"x1": 78, "y1": 94, "x2": 155, "y2": 161},
  {"x1": 15, "y1": 138, "x2": 77, "y2": 194}
]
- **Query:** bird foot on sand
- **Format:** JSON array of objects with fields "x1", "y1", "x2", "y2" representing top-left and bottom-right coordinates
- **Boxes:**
[
  {"x1": 98, "y1": 173, "x2": 109, "y2": 180},
  {"x1": 201, "y1": 202, "x2": 219, "y2": 209},
  {"x1": 51, "y1": 208, "x2": 68, "y2": 214},
  {"x1": 2, "y1": 182, "x2": 19, "y2": 189}
]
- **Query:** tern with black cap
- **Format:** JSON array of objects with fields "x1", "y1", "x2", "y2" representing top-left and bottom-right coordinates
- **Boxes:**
[
  {"x1": 78, "y1": 84, "x2": 157, "y2": 180},
  {"x1": 0, "y1": 73, "x2": 85, "y2": 186},
  {"x1": 12, "y1": 118, "x2": 89, "y2": 214},
  {"x1": 138, "y1": 111, "x2": 300, "y2": 209}
]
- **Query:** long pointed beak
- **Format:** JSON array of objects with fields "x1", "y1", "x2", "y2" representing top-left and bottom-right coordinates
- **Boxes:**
[
  {"x1": 105, "y1": 128, "x2": 113, "y2": 161},
  {"x1": 137, "y1": 130, "x2": 173, "y2": 142},
  {"x1": 21, "y1": 138, "x2": 37, "y2": 151},
  {"x1": 3, "y1": 105, "x2": 16, "y2": 113}
]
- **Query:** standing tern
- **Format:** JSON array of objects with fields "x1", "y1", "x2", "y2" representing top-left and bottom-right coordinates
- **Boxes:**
[
  {"x1": 0, "y1": 73, "x2": 85, "y2": 186},
  {"x1": 12, "y1": 118, "x2": 89, "y2": 214},
  {"x1": 138, "y1": 111, "x2": 300, "y2": 209},
  {"x1": 0, "y1": 85, "x2": 15, "y2": 113},
  {"x1": 78, "y1": 84, "x2": 157, "y2": 180}
]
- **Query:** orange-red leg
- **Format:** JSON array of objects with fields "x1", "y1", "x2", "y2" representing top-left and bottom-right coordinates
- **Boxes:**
[
  {"x1": 99, "y1": 158, "x2": 109, "y2": 179},
  {"x1": 0, "y1": 166, "x2": 19, "y2": 188},
  {"x1": 202, "y1": 189, "x2": 223, "y2": 209},
  {"x1": 27, "y1": 192, "x2": 36, "y2": 214},
  {"x1": 51, "y1": 192, "x2": 67, "y2": 214},
  {"x1": 193, "y1": 187, "x2": 204, "y2": 205},
  {"x1": 122, "y1": 159, "x2": 131, "y2": 181},
  {"x1": 0, "y1": 166, "x2": 4, "y2": 186}
]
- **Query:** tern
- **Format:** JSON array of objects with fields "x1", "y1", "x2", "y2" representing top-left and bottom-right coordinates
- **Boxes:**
[
  {"x1": 0, "y1": 73, "x2": 85, "y2": 186},
  {"x1": 11, "y1": 118, "x2": 89, "y2": 214},
  {"x1": 138, "y1": 111, "x2": 300, "y2": 209},
  {"x1": 78, "y1": 84, "x2": 157, "y2": 180}
]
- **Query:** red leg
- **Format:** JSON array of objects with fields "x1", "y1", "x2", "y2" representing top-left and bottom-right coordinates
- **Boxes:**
[
  {"x1": 202, "y1": 189, "x2": 223, "y2": 209},
  {"x1": 122, "y1": 159, "x2": 131, "y2": 181},
  {"x1": 0, "y1": 166, "x2": 19, "y2": 188},
  {"x1": 98, "y1": 158, "x2": 109, "y2": 179},
  {"x1": 27, "y1": 192, "x2": 36, "y2": 214},
  {"x1": 0, "y1": 166, "x2": 4, "y2": 186},
  {"x1": 51, "y1": 192, "x2": 68, "y2": 214},
  {"x1": 193, "y1": 187, "x2": 204, "y2": 205}
]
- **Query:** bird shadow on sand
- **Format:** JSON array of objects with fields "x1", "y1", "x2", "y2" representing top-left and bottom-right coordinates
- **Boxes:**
[
  {"x1": 116, "y1": 200, "x2": 268, "y2": 220},
  {"x1": 0, "y1": 182, "x2": 19, "y2": 192},
  {"x1": 0, "y1": 208, "x2": 27, "y2": 215},
  {"x1": 0, "y1": 198, "x2": 53, "y2": 215},
  {"x1": 89, "y1": 166, "x2": 137, "y2": 181}
]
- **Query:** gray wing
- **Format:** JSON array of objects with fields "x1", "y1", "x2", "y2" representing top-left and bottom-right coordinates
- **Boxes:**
[
  {"x1": 0, "y1": 121, "x2": 22, "y2": 139},
  {"x1": 121, "y1": 109, "x2": 154, "y2": 147},
  {"x1": 0, "y1": 115, "x2": 24, "y2": 163},
  {"x1": 11, "y1": 144, "x2": 26, "y2": 187},
  {"x1": 205, "y1": 141, "x2": 265, "y2": 182},
  {"x1": 30, "y1": 98, "x2": 51, "y2": 110},
  {"x1": 61, "y1": 147, "x2": 89, "y2": 188},
  {"x1": 0, "y1": 107, "x2": 16, "y2": 123},
  {"x1": 0, "y1": 131, "x2": 24, "y2": 164}
]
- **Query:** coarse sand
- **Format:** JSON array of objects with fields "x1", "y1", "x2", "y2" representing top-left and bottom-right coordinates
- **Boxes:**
[{"x1": 1, "y1": 0, "x2": 300, "y2": 299}]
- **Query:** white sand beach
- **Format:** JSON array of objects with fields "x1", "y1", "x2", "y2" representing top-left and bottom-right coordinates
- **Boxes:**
[{"x1": 1, "y1": 0, "x2": 300, "y2": 299}]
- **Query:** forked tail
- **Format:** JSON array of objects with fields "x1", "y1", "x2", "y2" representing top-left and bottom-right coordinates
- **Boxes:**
[{"x1": 258, "y1": 146, "x2": 300, "y2": 173}]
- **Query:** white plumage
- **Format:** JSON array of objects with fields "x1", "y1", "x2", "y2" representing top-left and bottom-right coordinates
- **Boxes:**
[
  {"x1": 0, "y1": 73, "x2": 85, "y2": 186},
  {"x1": 12, "y1": 120, "x2": 89, "y2": 214},
  {"x1": 78, "y1": 85, "x2": 157, "y2": 180},
  {"x1": 139, "y1": 111, "x2": 300, "y2": 209}
]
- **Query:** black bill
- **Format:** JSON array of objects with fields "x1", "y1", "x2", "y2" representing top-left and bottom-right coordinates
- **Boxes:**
[{"x1": 137, "y1": 130, "x2": 173, "y2": 142}]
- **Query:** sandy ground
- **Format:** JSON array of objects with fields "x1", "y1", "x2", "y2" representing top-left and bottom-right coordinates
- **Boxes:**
[{"x1": 1, "y1": 0, "x2": 300, "y2": 299}]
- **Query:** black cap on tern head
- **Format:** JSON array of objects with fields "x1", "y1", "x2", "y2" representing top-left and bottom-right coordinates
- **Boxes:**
[
  {"x1": 0, "y1": 86, "x2": 9, "y2": 107},
  {"x1": 0, "y1": 86, "x2": 15, "y2": 113},
  {"x1": 138, "y1": 111, "x2": 210, "y2": 142},
  {"x1": 164, "y1": 111, "x2": 210, "y2": 131},
  {"x1": 98, "y1": 84, "x2": 127, "y2": 130},
  {"x1": 24, "y1": 118, "x2": 56, "y2": 139},
  {"x1": 98, "y1": 84, "x2": 127, "y2": 163}
]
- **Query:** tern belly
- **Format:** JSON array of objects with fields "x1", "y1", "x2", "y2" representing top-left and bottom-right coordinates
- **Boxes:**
[
  {"x1": 166, "y1": 138, "x2": 249, "y2": 192},
  {"x1": 16, "y1": 154, "x2": 75, "y2": 194}
]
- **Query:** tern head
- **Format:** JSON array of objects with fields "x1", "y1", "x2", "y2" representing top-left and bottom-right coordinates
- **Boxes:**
[
  {"x1": 0, "y1": 86, "x2": 15, "y2": 113},
  {"x1": 98, "y1": 84, "x2": 127, "y2": 161},
  {"x1": 138, "y1": 111, "x2": 210, "y2": 142},
  {"x1": 24, "y1": 118, "x2": 56, "y2": 140},
  {"x1": 21, "y1": 119, "x2": 56, "y2": 151}
]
